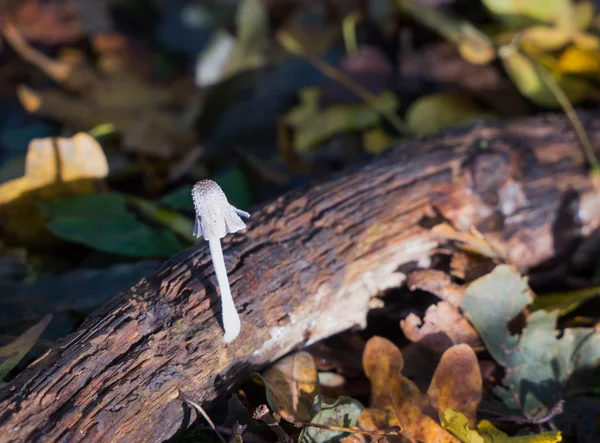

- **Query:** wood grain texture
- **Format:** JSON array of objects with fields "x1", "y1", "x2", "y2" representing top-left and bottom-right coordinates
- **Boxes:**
[{"x1": 1, "y1": 112, "x2": 600, "y2": 442}]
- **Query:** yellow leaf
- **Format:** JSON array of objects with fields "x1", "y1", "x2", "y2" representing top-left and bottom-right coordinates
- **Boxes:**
[
  {"x1": 441, "y1": 409, "x2": 484, "y2": 443},
  {"x1": 0, "y1": 133, "x2": 108, "y2": 245},
  {"x1": 572, "y1": 31, "x2": 600, "y2": 51},
  {"x1": 442, "y1": 409, "x2": 563, "y2": 443},
  {"x1": 478, "y1": 419, "x2": 562, "y2": 442},
  {"x1": 498, "y1": 44, "x2": 591, "y2": 108},
  {"x1": 362, "y1": 129, "x2": 397, "y2": 154},
  {"x1": 406, "y1": 93, "x2": 494, "y2": 138},
  {"x1": 557, "y1": 45, "x2": 600, "y2": 76},
  {"x1": 521, "y1": 26, "x2": 572, "y2": 51}
]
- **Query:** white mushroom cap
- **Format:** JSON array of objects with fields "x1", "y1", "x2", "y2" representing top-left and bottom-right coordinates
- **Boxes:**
[{"x1": 191, "y1": 180, "x2": 249, "y2": 240}]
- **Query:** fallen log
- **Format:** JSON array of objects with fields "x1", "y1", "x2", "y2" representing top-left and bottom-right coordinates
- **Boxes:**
[{"x1": 1, "y1": 112, "x2": 600, "y2": 442}]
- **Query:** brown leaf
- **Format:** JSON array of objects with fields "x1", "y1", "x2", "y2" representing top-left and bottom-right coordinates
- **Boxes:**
[
  {"x1": 0, "y1": 314, "x2": 52, "y2": 381},
  {"x1": 6, "y1": 26, "x2": 194, "y2": 159},
  {"x1": 407, "y1": 270, "x2": 464, "y2": 307},
  {"x1": 449, "y1": 250, "x2": 496, "y2": 281},
  {"x1": 426, "y1": 344, "x2": 482, "y2": 426},
  {"x1": 400, "y1": 301, "x2": 481, "y2": 354},
  {"x1": 432, "y1": 223, "x2": 502, "y2": 260},
  {"x1": 360, "y1": 336, "x2": 460, "y2": 442},
  {"x1": 260, "y1": 351, "x2": 319, "y2": 423}
]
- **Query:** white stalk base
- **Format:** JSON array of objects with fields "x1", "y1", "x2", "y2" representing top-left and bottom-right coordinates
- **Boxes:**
[{"x1": 209, "y1": 239, "x2": 241, "y2": 343}]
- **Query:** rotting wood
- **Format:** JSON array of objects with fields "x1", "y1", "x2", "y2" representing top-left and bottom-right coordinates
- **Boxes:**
[{"x1": 1, "y1": 112, "x2": 600, "y2": 442}]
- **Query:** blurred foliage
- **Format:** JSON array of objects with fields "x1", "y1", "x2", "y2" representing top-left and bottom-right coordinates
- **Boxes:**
[{"x1": 0, "y1": 0, "x2": 599, "y2": 441}]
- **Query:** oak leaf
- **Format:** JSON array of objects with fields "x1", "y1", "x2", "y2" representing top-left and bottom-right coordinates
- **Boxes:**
[{"x1": 359, "y1": 337, "x2": 481, "y2": 442}]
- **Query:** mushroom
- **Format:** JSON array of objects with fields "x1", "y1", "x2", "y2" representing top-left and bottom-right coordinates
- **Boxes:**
[{"x1": 191, "y1": 179, "x2": 250, "y2": 343}]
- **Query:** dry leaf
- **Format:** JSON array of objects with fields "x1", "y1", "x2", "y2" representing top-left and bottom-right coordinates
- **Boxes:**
[
  {"x1": 407, "y1": 270, "x2": 465, "y2": 307},
  {"x1": 0, "y1": 133, "x2": 108, "y2": 245},
  {"x1": 0, "y1": 314, "x2": 52, "y2": 383},
  {"x1": 426, "y1": 345, "x2": 482, "y2": 426},
  {"x1": 432, "y1": 223, "x2": 502, "y2": 260},
  {"x1": 401, "y1": 302, "x2": 481, "y2": 354},
  {"x1": 360, "y1": 337, "x2": 482, "y2": 442},
  {"x1": 4, "y1": 26, "x2": 194, "y2": 158},
  {"x1": 449, "y1": 250, "x2": 496, "y2": 281},
  {"x1": 259, "y1": 351, "x2": 319, "y2": 423}
]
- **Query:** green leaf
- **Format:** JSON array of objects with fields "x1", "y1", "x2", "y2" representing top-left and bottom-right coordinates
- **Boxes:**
[
  {"x1": 299, "y1": 396, "x2": 364, "y2": 443},
  {"x1": 0, "y1": 314, "x2": 52, "y2": 381},
  {"x1": 47, "y1": 216, "x2": 183, "y2": 258},
  {"x1": 126, "y1": 195, "x2": 195, "y2": 243},
  {"x1": 491, "y1": 310, "x2": 600, "y2": 421},
  {"x1": 461, "y1": 265, "x2": 600, "y2": 422},
  {"x1": 41, "y1": 193, "x2": 185, "y2": 257},
  {"x1": 39, "y1": 193, "x2": 128, "y2": 219},
  {"x1": 1, "y1": 262, "x2": 159, "y2": 329},
  {"x1": 160, "y1": 169, "x2": 252, "y2": 213},
  {"x1": 460, "y1": 265, "x2": 533, "y2": 366},
  {"x1": 160, "y1": 187, "x2": 194, "y2": 212},
  {"x1": 491, "y1": 310, "x2": 564, "y2": 421},
  {"x1": 530, "y1": 285, "x2": 600, "y2": 316}
]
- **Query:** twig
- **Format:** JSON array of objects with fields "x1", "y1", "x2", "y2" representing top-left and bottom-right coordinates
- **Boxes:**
[
  {"x1": 179, "y1": 391, "x2": 228, "y2": 443},
  {"x1": 1, "y1": 22, "x2": 71, "y2": 82},
  {"x1": 125, "y1": 195, "x2": 196, "y2": 244},
  {"x1": 294, "y1": 421, "x2": 401, "y2": 436},
  {"x1": 252, "y1": 405, "x2": 293, "y2": 443},
  {"x1": 197, "y1": 426, "x2": 267, "y2": 443},
  {"x1": 494, "y1": 400, "x2": 565, "y2": 425},
  {"x1": 277, "y1": 32, "x2": 408, "y2": 135}
]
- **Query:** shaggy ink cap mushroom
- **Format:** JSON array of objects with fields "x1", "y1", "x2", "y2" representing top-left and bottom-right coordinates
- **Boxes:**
[{"x1": 191, "y1": 180, "x2": 250, "y2": 343}]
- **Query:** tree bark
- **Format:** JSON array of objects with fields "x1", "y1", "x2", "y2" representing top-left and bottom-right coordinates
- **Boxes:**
[{"x1": 1, "y1": 113, "x2": 600, "y2": 442}]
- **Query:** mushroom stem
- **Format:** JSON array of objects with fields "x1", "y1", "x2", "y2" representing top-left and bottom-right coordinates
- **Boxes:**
[{"x1": 208, "y1": 238, "x2": 241, "y2": 343}]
